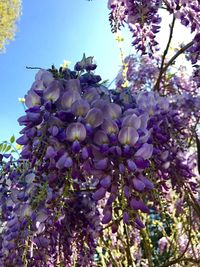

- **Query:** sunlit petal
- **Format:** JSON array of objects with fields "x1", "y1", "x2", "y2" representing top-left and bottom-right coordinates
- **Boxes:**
[
  {"x1": 61, "y1": 90, "x2": 81, "y2": 109},
  {"x1": 104, "y1": 103, "x2": 122, "y2": 119},
  {"x1": 85, "y1": 108, "x2": 104, "y2": 128},
  {"x1": 122, "y1": 114, "x2": 141, "y2": 129},
  {"x1": 101, "y1": 118, "x2": 119, "y2": 134},
  {"x1": 43, "y1": 80, "x2": 61, "y2": 103},
  {"x1": 71, "y1": 99, "x2": 90, "y2": 116},
  {"x1": 135, "y1": 143, "x2": 153, "y2": 159},
  {"x1": 66, "y1": 122, "x2": 86, "y2": 141},
  {"x1": 94, "y1": 130, "x2": 109, "y2": 145},
  {"x1": 118, "y1": 127, "x2": 139, "y2": 146}
]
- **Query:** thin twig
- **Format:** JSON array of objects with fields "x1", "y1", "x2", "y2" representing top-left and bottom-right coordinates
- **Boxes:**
[
  {"x1": 26, "y1": 66, "x2": 42, "y2": 70},
  {"x1": 161, "y1": 256, "x2": 200, "y2": 267},
  {"x1": 160, "y1": 199, "x2": 193, "y2": 267},
  {"x1": 188, "y1": 117, "x2": 200, "y2": 147},
  {"x1": 154, "y1": 15, "x2": 176, "y2": 91},
  {"x1": 124, "y1": 224, "x2": 134, "y2": 267},
  {"x1": 186, "y1": 186, "x2": 200, "y2": 218},
  {"x1": 154, "y1": 40, "x2": 194, "y2": 90},
  {"x1": 141, "y1": 228, "x2": 153, "y2": 267},
  {"x1": 101, "y1": 237, "x2": 119, "y2": 267}
]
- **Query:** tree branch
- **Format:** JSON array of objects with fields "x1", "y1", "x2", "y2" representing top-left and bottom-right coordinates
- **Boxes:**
[
  {"x1": 160, "y1": 202, "x2": 193, "y2": 267},
  {"x1": 26, "y1": 66, "x2": 42, "y2": 70},
  {"x1": 154, "y1": 15, "x2": 176, "y2": 91},
  {"x1": 124, "y1": 224, "x2": 134, "y2": 267},
  {"x1": 154, "y1": 40, "x2": 194, "y2": 91},
  {"x1": 141, "y1": 228, "x2": 153, "y2": 267}
]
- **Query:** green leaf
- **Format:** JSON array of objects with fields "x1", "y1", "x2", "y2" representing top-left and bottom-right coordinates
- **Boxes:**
[
  {"x1": 2, "y1": 143, "x2": 7, "y2": 153},
  {"x1": 0, "y1": 143, "x2": 3, "y2": 152},
  {"x1": 10, "y1": 135, "x2": 15, "y2": 143},
  {"x1": 5, "y1": 145, "x2": 11, "y2": 152}
]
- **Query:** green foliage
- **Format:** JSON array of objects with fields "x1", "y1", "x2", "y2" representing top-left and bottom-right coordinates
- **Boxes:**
[
  {"x1": 10, "y1": 135, "x2": 15, "y2": 143},
  {"x1": 0, "y1": 135, "x2": 20, "y2": 155},
  {"x1": 0, "y1": 0, "x2": 21, "y2": 52}
]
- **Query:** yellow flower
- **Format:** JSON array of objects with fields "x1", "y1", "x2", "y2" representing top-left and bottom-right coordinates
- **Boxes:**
[
  {"x1": 115, "y1": 32, "x2": 124, "y2": 43},
  {"x1": 18, "y1": 97, "x2": 25, "y2": 103},
  {"x1": 16, "y1": 144, "x2": 22, "y2": 150},
  {"x1": 60, "y1": 60, "x2": 71, "y2": 69}
]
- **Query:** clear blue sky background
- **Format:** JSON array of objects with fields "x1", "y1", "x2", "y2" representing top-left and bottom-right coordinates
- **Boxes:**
[{"x1": 0, "y1": 0, "x2": 132, "y2": 141}]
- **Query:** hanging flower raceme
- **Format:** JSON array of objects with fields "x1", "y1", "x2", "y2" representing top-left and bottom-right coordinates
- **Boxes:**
[
  {"x1": 0, "y1": 58, "x2": 199, "y2": 266},
  {"x1": 108, "y1": 0, "x2": 200, "y2": 56},
  {"x1": 108, "y1": 0, "x2": 161, "y2": 55}
]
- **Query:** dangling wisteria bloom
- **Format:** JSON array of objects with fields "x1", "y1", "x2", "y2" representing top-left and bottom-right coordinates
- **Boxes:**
[
  {"x1": 108, "y1": 0, "x2": 200, "y2": 56},
  {"x1": 108, "y1": 0, "x2": 162, "y2": 55},
  {"x1": 0, "y1": 55, "x2": 199, "y2": 266}
]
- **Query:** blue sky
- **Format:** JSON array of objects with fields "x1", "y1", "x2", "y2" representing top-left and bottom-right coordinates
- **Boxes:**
[{"x1": 0, "y1": 0, "x2": 132, "y2": 141}]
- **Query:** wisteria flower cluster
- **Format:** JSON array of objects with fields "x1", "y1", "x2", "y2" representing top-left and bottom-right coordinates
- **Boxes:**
[
  {"x1": 108, "y1": 0, "x2": 162, "y2": 55},
  {"x1": 0, "y1": 56, "x2": 199, "y2": 266},
  {"x1": 116, "y1": 54, "x2": 200, "y2": 96},
  {"x1": 108, "y1": 0, "x2": 200, "y2": 56},
  {"x1": 164, "y1": 0, "x2": 200, "y2": 32}
]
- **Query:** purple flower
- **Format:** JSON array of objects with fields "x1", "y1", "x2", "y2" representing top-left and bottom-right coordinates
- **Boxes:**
[
  {"x1": 64, "y1": 79, "x2": 81, "y2": 93},
  {"x1": 94, "y1": 130, "x2": 109, "y2": 145},
  {"x1": 56, "y1": 154, "x2": 72, "y2": 169},
  {"x1": 130, "y1": 198, "x2": 149, "y2": 213},
  {"x1": 35, "y1": 69, "x2": 54, "y2": 87},
  {"x1": 134, "y1": 217, "x2": 145, "y2": 229},
  {"x1": 61, "y1": 90, "x2": 81, "y2": 109},
  {"x1": 71, "y1": 99, "x2": 90, "y2": 116},
  {"x1": 94, "y1": 158, "x2": 108, "y2": 170},
  {"x1": 158, "y1": 237, "x2": 168, "y2": 253},
  {"x1": 66, "y1": 122, "x2": 86, "y2": 142},
  {"x1": 127, "y1": 159, "x2": 137, "y2": 171},
  {"x1": 102, "y1": 210, "x2": 112, "y2": 224},
  {"x1": 100, "y1": 175, "x2": 112, "y2": 188},
  {"x1": 132, "y1": 178, "x2": 145, "y2": 192},
  {"x1": 85, "y1": 108, "x2": 104, "y2": 128},
  {"x1": 43, "y1": 80, "x2": 61, "y2": 103},
  {"x1": 92, "y1": 187, "x2": 106, "y2": 201},
  {"x1": 33, "y1": 236, "x2": 49, "y2": 248},
  {"x1": 118, "y1": 127, "x2": 139, "y2": 146},
  {"x1": 138, "y1": 174, "x2": 154, "y2": 190},
  {"x1": 25, "y1": 90, "x2": 41, "y2": 108},
  {"x1": 103, "y1": 103, "x2": 122, "y2": 119},
  {"x1": 16, "y1": 134, "x2": 29, "y2": 145},
  {"x1": 135, "y1": 143, "x2": 153, "y2": 159},
  {"x1": 81, "y1": 147, "x2": 89, "y2": 159},
  {"x1": 101, "y1": 119, "x2": 119, "y2": 135},
  {"x1": 124, "y1": 186, "x2": 130, "y2": 198},
  {"x1": 72, "y1": 140, "x2": 81, "y2": 153},
  {"x1": 122, "y1": 114, "x2": 141, "y2": 129},
  {"x1": 123, "y1": 211, "x2": 130, "y2": 224}
]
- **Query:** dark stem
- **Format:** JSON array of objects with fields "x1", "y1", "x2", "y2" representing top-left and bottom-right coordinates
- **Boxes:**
[
  {"x1": 124, "y1": 224, "x2": 133, "y2": 266},
  {"x1": 164, "y1": 40, "x2": 194, "y2": 71},
  {"x1": 26, "y1": 66, "x2": 42, "y2": 70},
  {"x1": 154, "y1": 39, "x2": 194, "y2": 91},
  {"x1": 101, "y1": 236, "x2": 118, "y2": 267},
  {"x1": 187, "y1": 186, "x2": 200, "y2": 218},
  {"x1": 154, "y1": 15, "x2": 176, "y2": 91},
  {"x1": 141, "y1": 228, "x2": 153, "y2": 267},
  {"x1": 188, "y1": 117, "x2": 200, "y2": 147},
  {"x1": 160, "y1": 201, "x2": 193, "y2": 267}
]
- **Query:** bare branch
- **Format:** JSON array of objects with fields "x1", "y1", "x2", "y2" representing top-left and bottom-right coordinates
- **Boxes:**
[{"x1": 154, "y1": 15, "x2": 176, "y2": 91}]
